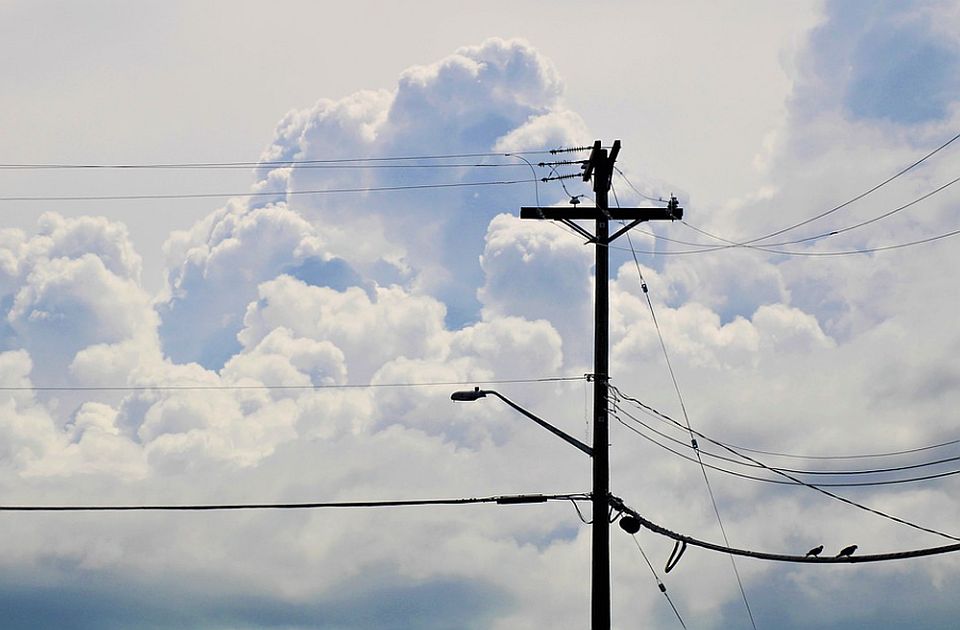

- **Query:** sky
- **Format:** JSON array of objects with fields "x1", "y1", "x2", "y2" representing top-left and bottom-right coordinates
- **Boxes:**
[{"x1": 1, "y1": 0, "x2": 960, "y2": 628}]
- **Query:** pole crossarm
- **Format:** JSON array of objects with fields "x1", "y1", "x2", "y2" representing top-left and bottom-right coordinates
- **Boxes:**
[{"x1": 520, "y1": 207, "x2": 683, "y2": 222}]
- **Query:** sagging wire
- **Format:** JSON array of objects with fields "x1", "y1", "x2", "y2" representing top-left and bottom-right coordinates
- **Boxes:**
[
  {"x1": 612, "y1": 387, "x2": 960, "y2": 543},
  {"x1": 611, "y1": 182, "x2": 759, "y2": 630},
  {"x1": 570, "y1": 498, "x2": 593, "y2": 525}
]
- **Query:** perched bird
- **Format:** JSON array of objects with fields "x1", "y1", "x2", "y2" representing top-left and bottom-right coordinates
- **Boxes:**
[
  {"x1": 805, "y1": 545, "x2": 824, "y2": 558},
  {"x1": 836, "y1": 544, "x2": 858, "y2": 558}
]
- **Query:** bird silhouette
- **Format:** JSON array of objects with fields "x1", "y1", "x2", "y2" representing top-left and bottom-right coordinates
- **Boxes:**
[
  {"x1": 805, "y1": 545, "x2": 823, "y2": 557},
  {"x1": 836, "y1": 544, "x2": 858, "y2": 558}
]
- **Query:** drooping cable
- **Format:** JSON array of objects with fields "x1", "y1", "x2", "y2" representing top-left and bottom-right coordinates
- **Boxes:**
[
  {"x1": 604, "y1": 224, "x2": 960, "y2": 258},
  {"x1": 612, "y1": 388, "x2": 960, "y2": 543},
  {"x1": 613, "y1": 408, "x2": 960, "y2": 487},
  {"x1": 614, "y1": 401, "x2": 960, "y2": 477},
  {"x1": 610, "y1": 496, "x2": 960, "y2": 564},
  {"x1": 614, "y1": 130, "x2": 960, "y2": 251}
]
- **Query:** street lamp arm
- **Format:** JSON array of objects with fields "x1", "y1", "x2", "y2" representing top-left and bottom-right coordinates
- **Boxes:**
[{"x1": 485, "y1": 390, "x2": 594, "y2": 457}]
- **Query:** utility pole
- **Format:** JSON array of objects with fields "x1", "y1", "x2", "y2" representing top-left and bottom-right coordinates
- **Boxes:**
[{"x1": 520, "y1": 140, "x2": 682, "y2": 629}]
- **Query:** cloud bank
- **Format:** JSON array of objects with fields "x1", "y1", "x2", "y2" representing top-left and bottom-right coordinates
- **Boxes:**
[{"x1": 3, "y1": 16, "x2": 960, "y2": 628}]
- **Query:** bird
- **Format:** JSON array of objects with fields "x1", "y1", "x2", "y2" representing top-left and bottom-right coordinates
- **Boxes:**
[
  {"x1": 836, "y1": 544, "x2": 858, "y2": 558},
  {"x1": 805, "y1": 545, "x2": 823, "y2": 557}
]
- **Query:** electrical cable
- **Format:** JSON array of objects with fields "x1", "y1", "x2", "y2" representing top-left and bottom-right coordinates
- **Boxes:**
[
  {"x1": 731, "y1": 130, "x2": 960, "y2": 245},
  {"x1": 610, "y1": 496, "x2": 960, "y2": 564},
  {"x1": 611, "y1": 387, "x2": 960, "y2": 542},
  {"x1": 0, "y1": 178, "x2": 536, "y2": 203},
  {"x1": 712, "y1": 436, "x2": 960, "y2": 462},
  {"x1": 604, "y1": 224, "x2": 960, "y2": 258},
  {"x1": 672, "y1": 173, "x2": 960, "y2": 253},
  {"x1": 616, "y1": 129, "x2": 960, "y2": 251},
  {"x1": 613, "y1": 408, "x2": 960, "y2": 488},
  {"x1": 630, "y1": 534, "x2": 688, "y2": 629},
  {"x1": 0, "y1": 162, "x2": 529, "y2": 171},
  {"x1": 614, "y1": 169, "x2": 960, "y2": 256},
  {"x1": 0, "y1": 492, "x2": 590, "y2": 512},
  {"x1": 614, "y1": 401, "x2": 960, "y2": 476},
  {"x1": 611, "y1": 183, "x2": 758, "y2": 630},
  {"x1": 0, "y1": 375, "x2": 586, "y2": 392},
  {"x1": 0, "y1": 149, "x2": 567, "y2": 170}
]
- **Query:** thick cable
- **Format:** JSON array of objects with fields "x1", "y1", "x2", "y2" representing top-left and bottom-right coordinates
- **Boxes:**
[
  {"x1": 610, "y1": 496, "x2": 960, "y2": 564},
  {"x1": 0, "y1": 493, "x2": 590, "y2": 512}
]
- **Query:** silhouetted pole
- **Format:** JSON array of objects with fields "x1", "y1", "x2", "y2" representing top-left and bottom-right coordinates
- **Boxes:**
[{"x1": 520, "y1": 140, "x2": 682, "y2": 629}]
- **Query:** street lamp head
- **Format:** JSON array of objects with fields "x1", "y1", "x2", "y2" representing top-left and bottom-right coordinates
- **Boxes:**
[{"x1": 450, "y1": 387, "x2": 487, "y2": 402}]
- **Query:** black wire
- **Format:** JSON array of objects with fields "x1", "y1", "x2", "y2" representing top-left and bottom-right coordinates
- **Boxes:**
[
  {"x1": 0, "y1": 149, "x2": 563, "y2": 170},
  {"x1": 614, "y1": 409, "x2": 960, "y2": 488},
  {"x1": 0, "y1": 375, "x2": 585, "y2": 392},
  {"x1": 570, "y1": 498, "x2": 592, "y2": 524},
  {"x1": 668, "y1": 173, "x2": 960, "y2": 254},
  {"x1": 630, "y1": 534, "x2": 688, "y2": 629},
  {"x1": 714, "y1": 436, "x2": 960, "y2": 462},
  {"x1": 612, "y1": 388, "x2": 960, "y2": 542},
  {"x1": 611, "y1": 496, "x2": 960, "y2": 564},
  {"x1": 611, "y1": 185, "x2": 758, "y2": 630},
  {"x1": 0, "y1": 162, "x2": 528, "y2": 171},
  {"x1": 615, "y1": 401, "x2": 960, "y2": 476},
  {"x1": 0, "y1": 493, "x2": 590, "y2": 512},
  {"x1": 0, "y1": 178, "x2": 535, "y2": 202},
  {"x1": 738, "y1": 130, "x2": 960, "y2": 245},
  {"x1": 631, "y1": 129, "x2": 960, "y2": 251},
  {"x1": 605, "y1": 224, "x2": 960, "y2": 258}
]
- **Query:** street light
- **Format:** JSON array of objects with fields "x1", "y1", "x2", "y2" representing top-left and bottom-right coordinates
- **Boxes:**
[{"x1": 450, "y1": 387, "x2": 593, "y2": 457}]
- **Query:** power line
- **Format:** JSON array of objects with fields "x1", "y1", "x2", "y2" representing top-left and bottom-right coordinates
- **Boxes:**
[
  {"x1": 712, "y1": 436, "x2": 960, "y2": 462},
  {"x1": 610, "y1": 183, "x2": 758, "y2": 630},
  {"x1": 0, "y1": 492, "x2": 590, "y2": 512},
  {"x1": 611, "y1": 127, "x2": 960, "y2": 257},
  {"x1": 606, "y1": 224, "x2": 960, "y2": 258},
  {"x1": 613, "y1": 408, "x2": 960, "y2": 488},
  {"x1": 611, "y1": 387, "x2": 960, "y2": 543},
  {"x1": 0, "y1": 149, "x2": 568, "y2": 170},
  {"x1": 0, "y1": 375, "x2": 586, "y2": 393},
  {"x1": 0, "y1": 162, "x2": 528, "y2": 171},
  {"x1": 0, "y1": 178, "x2": 535, "y2": 203},
  {"x1": 613, "y1": 400, "x2": 960, "y2": 476},
  {"x1": 737, "y1": 130, "x2": 960, "y2": 245},
  {"x1": 629, "y1": 534, "x2": 688, "y2": 629},
  {"x1": 610, "y1": 496, "x2": 960, "y2": 564}
]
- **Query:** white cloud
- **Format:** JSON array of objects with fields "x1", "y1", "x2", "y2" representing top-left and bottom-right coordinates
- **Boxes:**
[{"x1": 2, "y1": 17, "x2": 960, "y2": 629}]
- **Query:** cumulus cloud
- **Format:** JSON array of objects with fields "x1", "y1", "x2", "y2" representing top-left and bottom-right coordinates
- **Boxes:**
[{"x1": 4, "y1": 22, "x2": 960, "y2": 629}]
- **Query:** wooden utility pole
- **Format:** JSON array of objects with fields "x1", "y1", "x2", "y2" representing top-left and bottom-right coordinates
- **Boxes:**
[{"x1": 520, "y1": 140, "x2": 682, "y2": 629}]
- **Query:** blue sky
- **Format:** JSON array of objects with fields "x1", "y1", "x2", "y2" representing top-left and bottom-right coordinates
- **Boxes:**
[{"x1": 1, "y1": 1, "x2": 960, "y2": 628}]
